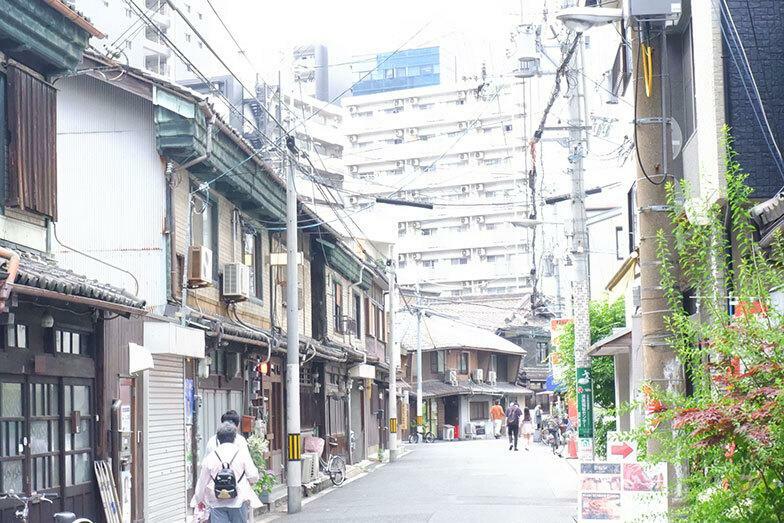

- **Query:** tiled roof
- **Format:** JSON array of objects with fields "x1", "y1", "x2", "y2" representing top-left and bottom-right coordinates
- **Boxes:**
[
  {"x1": 2, "y1": 246, "x2": 145, "y2": 309},
  {"x1": 413, "y1": 379, "x2": 533, "y2": 398}
]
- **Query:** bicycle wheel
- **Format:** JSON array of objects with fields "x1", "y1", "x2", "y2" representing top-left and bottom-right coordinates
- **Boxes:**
[
  {"x1": 424, "y1": 432, "x2": 435, "y2": 443},
  {"x1": 408, "y1": 432, "x2": 419, "y2": 444},
  {"x1": 328, "y1": 455, "x2": 347, "y2": 486}
]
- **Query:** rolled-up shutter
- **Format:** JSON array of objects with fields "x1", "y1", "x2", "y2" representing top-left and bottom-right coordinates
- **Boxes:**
[{"x1": 147, "y1": 354, "x2": 186, "y2": 521}]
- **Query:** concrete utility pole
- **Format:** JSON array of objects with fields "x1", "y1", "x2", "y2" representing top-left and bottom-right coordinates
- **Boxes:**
[
  {"x1": 566, "y1": 35, "x2": 594, "y2": 459},
  {"x1": 387, "y1": 249, "x2": 398, "y2": 461},
  {"x1": 415, "y1": 282, "x2": 423, "y2": 439},
  {"x1": 284, "y1": 135, "x2": 302, "y2": 513},
  {"x1": 631, "y1": 26, "x2": 681, "y2": 453}
]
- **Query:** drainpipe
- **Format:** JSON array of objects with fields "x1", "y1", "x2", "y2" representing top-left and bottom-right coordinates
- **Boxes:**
[
  {"x1": 0, "y1": 247, "x2": 20, "y2": 313},
  {"x1": 165, "y1": 161, "x2": 177, "y2": 301},
  {"x1": 349, "y1": 265, "x2": 368, "y2": 362},
  {"x1": 179, "y1": 110, "x2": 216, "y2": 325}
]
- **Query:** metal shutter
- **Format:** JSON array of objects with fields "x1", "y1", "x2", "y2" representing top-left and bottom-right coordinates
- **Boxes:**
[{"x1": 147, "y1": 354, "x2": 186, "y2": 522}]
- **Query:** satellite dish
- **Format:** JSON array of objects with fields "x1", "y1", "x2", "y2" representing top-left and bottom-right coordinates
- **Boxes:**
[{"x1": 671, "y1": 118, "x2": 683, "y2": 159}]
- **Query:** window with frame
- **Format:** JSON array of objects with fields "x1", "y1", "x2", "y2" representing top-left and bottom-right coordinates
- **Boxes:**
[
  {"x1": 353, "y1": 293, "x2": 361, "y2": 337},
  {"x1": 192, "y1": 192, "x2": 219, "y2": 280},
  {"x1": 376, "y1": 305, "x2": 386, "y2": 343},
  {"x1": 5, "y1": 324, "x2": 27, "y2": 348},
  {"x1": 537, "y1": 341, "x2": 550, "y2": 362},
  {"x1": 459, "y1": 352, "x2": 469, "y2": 374},
  {"x1": 430, "y1": 351, "x2": 445, "y2": 374},
  {"x1": 365, "y1": 297, "x2": 375, "y2": 338},
  {"x1": 243, "y1": 229, "x2": 263, "y2": 299},
  {"x1": 55, "y1": 329, "x2": 88, "y2": 356},
  {"x1": 333, "y1": 282, "x2": 343, "y2": 333},
  {"x1": 615, "y1": 226, "x2": 625, "y2": 260},
  {"x1": 470, "y1": 401, "x2": 488, "y2": 421}
]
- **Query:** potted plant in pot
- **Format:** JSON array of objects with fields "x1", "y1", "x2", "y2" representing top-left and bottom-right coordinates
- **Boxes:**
[{"x1": 247, "y1": 434, "x2": 277, "y2": 503}]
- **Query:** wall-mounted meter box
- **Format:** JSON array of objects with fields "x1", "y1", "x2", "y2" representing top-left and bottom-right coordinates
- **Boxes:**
[{"x1": 629, "y1": 0, "x2": 682, "y2": 21}]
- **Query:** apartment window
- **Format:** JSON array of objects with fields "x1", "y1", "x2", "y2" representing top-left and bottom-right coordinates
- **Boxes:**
[
  {"x1": 191, "y1": 192, "x2": 219, "y2": 280},
  {"x1": 537, "y1": 341, "x2": 550, "y2": 362},
  {"x1": 420, "y1": 65, "x2": 433, "y2": 75},
  {"x1": 198, "y1": 41, "x2": 204, "y2": 49},
  {"x1": 126, "y1": 41, "x2": 132, "y2": 49},
  {"x1": 353, "y1": 293, "x2": 362, "y2": 337},
  {"x1": 430, "y1": 351, "x2": 445, "y2": 373},
  {"x1": 376, "y1": 305, "x2": 386, "y2": 342},
  {"x1": 198, "y1": 12, "x2": 203, "y2": 19},
  {"x1": 185, "y1": 33, "x2": 192, "y2": 43},
  {"x1": 451, "y1": 258, "x2": 468, "y2": 266},
  {"x1": 490, "y1": 354, "x2": 497, "y2": 372},
  {"x1": 364, "y1": 297, "x2": 375, "y2": 338},
  {"x1": 422, "y1": 260, "x2": 435, "y2": 268},
  {"x1": 459, "y1": 352, "x2": 469, "y2": 374},
  {"x1": 125, "y1": 8, "x2": 132, "y2": 17},
  {"x1": 333, "y1": 282, "x2": 343, "y2": 334},
  {"x1": 398, "y1": 261, "x2": 407, "y2": 269},
  {"x1": 421, "y1": 228, "x2": 435, "y2": 236},
  {"x1": 395, "y1": 67, "x2": 406, "y2": 77},
  {"x1": 243, "y1": 230, "x2": 263, "y2": 299},
  {"x1": 4, "y1": 325, "x2": 27, "y2": 349},
  {"x1": 470, "y1": 401, "x2": 489, "y2": 421},
  {"x1": 384, "y1": 69, "x2": 394, "y2": 79}
]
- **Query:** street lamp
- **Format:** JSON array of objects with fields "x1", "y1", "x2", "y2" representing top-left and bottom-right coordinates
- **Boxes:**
[{"x1": 556, "y1": 7, "x2": 623, "y2": 33}]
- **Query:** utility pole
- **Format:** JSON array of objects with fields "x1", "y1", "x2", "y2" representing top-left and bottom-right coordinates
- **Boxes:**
[
  {"x1": 415, "y1": 282, "x2": 423, "y2": 440},
  {"x1": 632, "y1": 25, "x2": 681, "y2": 453},
  {"x1": 387, "y1": 249, "x2": 398, "y2": 461},
  {"x1": 566, "y1": 34, "x2": 594, "y2": 459},
  {"x1": 284, "y1": 130, "x2": 302, "y2": 511}
]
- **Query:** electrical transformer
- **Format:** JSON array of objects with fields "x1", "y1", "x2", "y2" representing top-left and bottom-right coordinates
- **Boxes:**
[{"x1": 628, "y1": 0, "x2": 682, "y2": 21}]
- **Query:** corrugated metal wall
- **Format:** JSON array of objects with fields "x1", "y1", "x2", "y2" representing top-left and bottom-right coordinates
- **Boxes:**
[
  {"x1": 55, "y1": 74, "x2": 167, "y2": 307},
  {"x1": 7, "y1": 65, "x2": 57, "y2": 218},
  {"x1": 147, "y1": 354, "x2": 186, "y2": 522}
]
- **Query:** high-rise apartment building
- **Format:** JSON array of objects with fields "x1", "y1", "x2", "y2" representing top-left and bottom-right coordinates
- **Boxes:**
[
  {"x1": 351, "y1": 46, "x2": 442, "y2": 96},
  {"x1": 342, "y1": 80, "x2": 533, "y2": 297}
]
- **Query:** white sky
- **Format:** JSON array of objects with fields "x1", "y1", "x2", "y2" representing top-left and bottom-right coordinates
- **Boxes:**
[{"x1": 211, "y1": 0, "x2": 530, "y2": 83}]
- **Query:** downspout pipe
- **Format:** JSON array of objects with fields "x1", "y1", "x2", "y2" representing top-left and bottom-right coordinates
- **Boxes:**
[
  {"x1": 0, "y1": 247, "x2": 20, "y2": 313},
  {"x1": 179, "y1": 109, "x2": 216, "y2": 325},
  {"x1": 349, "y1": 265, "x2": 368, "y2": 362}
]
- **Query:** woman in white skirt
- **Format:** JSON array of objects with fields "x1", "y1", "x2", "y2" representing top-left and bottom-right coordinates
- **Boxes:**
[{"x1": 521, "y1": 407, "x2": 534, "y2": 451}]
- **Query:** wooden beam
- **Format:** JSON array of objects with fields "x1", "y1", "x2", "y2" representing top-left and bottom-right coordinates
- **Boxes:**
[{"x1": 13, "y1": 284, "x2": 147, "y2": 317}]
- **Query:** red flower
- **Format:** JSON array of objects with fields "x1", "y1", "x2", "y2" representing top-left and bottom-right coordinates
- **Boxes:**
[{"x1": 724, "y1": 441, "x2": 736, "y2": 459}]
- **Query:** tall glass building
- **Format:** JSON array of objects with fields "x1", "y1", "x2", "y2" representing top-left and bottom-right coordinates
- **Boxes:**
[{"x1": 351, "y1": 46, "x2": 440, "y2": 95}]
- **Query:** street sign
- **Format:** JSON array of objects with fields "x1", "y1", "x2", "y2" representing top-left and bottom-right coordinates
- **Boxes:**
[
  {"x1": 606, "y1": 431, "x2": 638, "y2": 463},
  {"x1": 578, "y1": 437, "x2": 594, "y2": 460},
  {"x1": 576, "y1": 366, "x2": 593, "y2": 438}
]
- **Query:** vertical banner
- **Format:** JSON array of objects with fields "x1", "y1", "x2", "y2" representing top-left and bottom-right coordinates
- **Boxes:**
[{"x1": 576, "y1": 366, "x2": 594, "y2": 438}]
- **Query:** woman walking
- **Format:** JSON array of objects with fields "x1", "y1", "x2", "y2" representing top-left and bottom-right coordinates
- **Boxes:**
[{"x1": 521, "y1": 406, "x2": 534, "y2": 451}]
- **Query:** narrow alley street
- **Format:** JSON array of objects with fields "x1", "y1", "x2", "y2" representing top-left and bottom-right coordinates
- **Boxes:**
[{"x1": 274, "y1": 439, "x2": 577, "y2": 522}]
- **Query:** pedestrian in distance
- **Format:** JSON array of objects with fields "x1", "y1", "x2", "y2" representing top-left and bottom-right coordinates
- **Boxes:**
[
  {"x1": 192, "y1": 422, "x2": 262, "y2": 523},
  {"x1": 206, "y1": 410, "x2": 249, "y2": 457},
  {"x1": 534, "y1": 404, "x2": 543, "y2": 430},
  {"x1": 489, "y1": 400, "x2": 505, "y2": 439},
  {"x1": 505, "y1": 401, "x2": 523, "y2": 451},
  {"x1": 521, "y1": 406, "x2": 534, "y2": 451}
]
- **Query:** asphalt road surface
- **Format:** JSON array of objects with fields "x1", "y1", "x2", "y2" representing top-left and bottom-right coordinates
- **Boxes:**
[{"x1": 274, "y1": 437, "x2": 578, "y2": 522}]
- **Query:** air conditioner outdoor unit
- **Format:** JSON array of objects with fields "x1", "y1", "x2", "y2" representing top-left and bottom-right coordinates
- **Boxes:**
[
  {"x1": 408, "y1": 128, "x2": 418, "y2": 135},
  {"x1": 398, "y1": 253, "x2": 406, "y2": 262},
  {"x1": 459, "y1": 153, "x2": 469, "y2": 160},
  {"x1": 350, "y1": 165, "x2": 358, "y2": 173},
  {"x1": 473, "y1": 368, "x2": 484, "y2": 383},
  {"x1": 412, "y1": 221, "x2": 421, "y2": 229},
  {"x1": 460, "y1": 185, "x2": 469, "y2": 193},
  {"x1": 395, "y1": 129, "x2": 404, "y2": 138},
  {"x1": 411, "y1": 158, "x2": 421, "y2": 166},
  {"x1": 476, "y1": 248, "x2": 486, "y2": 256},
  {"x1": 463, "y1": 281, "x2": 472, "y2": 288},
  {"x1": 474, "y1": 151, "x2": 484, "y2": 159},
  {"x1": 447, "y1": 369, "x2": 458, "y2": 386},
  {"x1": 396, "y1": 160, "x2": 405, "y2": 168},
  {"x1": 461, "y1": 217, "x2": 470, "y2": 224},
  {"x1": 461, "y1": 249, "x2": 470, "y2": 257},
  {"x1": 188, "y1": 245, "x2": 213, "y2": 287},
  {"x1": 488, "y1": 370, "x2": 497, "y2": 385},
  {"x1": 475, "y1": 216, "x2": 485, "y2": 223},
  {"x1": 394, "y1": 99, "x2": 403, "y2": 107},
  {"x1": 458, "y1": 90, "x2": 467, "y2": 99},
  {"x1": 222, "y1": 262, "x2": 250, "y2": 301},
  {"x1": 348, "y1": 106, "x2": 357, "y2": 113},
  {"x1": 476, "y1": 183, "x2": 485, "y2": 192},
  {"x1": 458, "y1": 121, "x2": 466, "y2": 130},
  {"x1": 408, "y1": 97, "x2": 419, "y2": 104},
  {"x1": 349, "y1": 134, "x2": 358, "y2": 142},
  {"x1": 413, "y1": 253, "x2": 422, "y2": 261},
  {"x1": 398, "y1": 222, "x2": 407, "y2": 231},
  {"x1": 349, "y1": 195, "x2": 358, "y2": 205}
]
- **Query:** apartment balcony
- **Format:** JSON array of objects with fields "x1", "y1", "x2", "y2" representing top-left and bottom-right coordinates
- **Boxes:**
[
  {"x1": 397, "y1": 228, "x2": 530, "y2": 253},
  {"x1": 143, "y1": 37, "x2": 171, "y2": 58},
  {"x1": 397, "y1": 261, "x2": 532, "y2": 285}
]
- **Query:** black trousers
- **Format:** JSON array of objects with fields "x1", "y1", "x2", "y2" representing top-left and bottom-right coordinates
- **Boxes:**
[{"x1": 507, "y1": 423, "x2": 519, "y2": 449}]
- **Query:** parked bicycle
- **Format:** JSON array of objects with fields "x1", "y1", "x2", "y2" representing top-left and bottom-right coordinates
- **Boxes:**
[
  {"x1": 543, "y1": 418, "x2": 564, "y2": 456},
  {"x1": 319, "y1": 436, "x2": 347, "y2": 486},
  {"x1": 408, "y1": 430, "x2": 435, "y2": 444},
  {"x1": 0, "y1": 491, "x2": 92, "y2": 523}
]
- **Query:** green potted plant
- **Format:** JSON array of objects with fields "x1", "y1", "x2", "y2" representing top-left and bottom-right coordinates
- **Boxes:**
[{"x1": 247, "y1": 434, "x2": 277, "y2": 502}]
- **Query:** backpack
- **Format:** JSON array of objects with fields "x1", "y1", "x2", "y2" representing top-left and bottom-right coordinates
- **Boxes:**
[{"x1": 212, "y1": 450, "x2": 245, "y2": 500}]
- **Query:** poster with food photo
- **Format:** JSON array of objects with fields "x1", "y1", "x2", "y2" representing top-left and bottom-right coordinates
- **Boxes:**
[
  {"x1": 581, "y1": 492, "x2": 622, "y2": 521},
  {"x1": 579, "y1": 462, "x2": 622, "y2": 522}
]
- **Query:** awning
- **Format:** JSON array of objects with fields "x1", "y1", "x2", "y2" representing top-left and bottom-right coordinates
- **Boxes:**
[
  {"x1": 588, "y1": 327, "x2": 632, "y2": 357},
  {"x1": 412, "y1": 379, "x2": 533, "y2": 399},
  {"x1": 605, "y1": 251, "x2": 638, "y2": 302}
]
